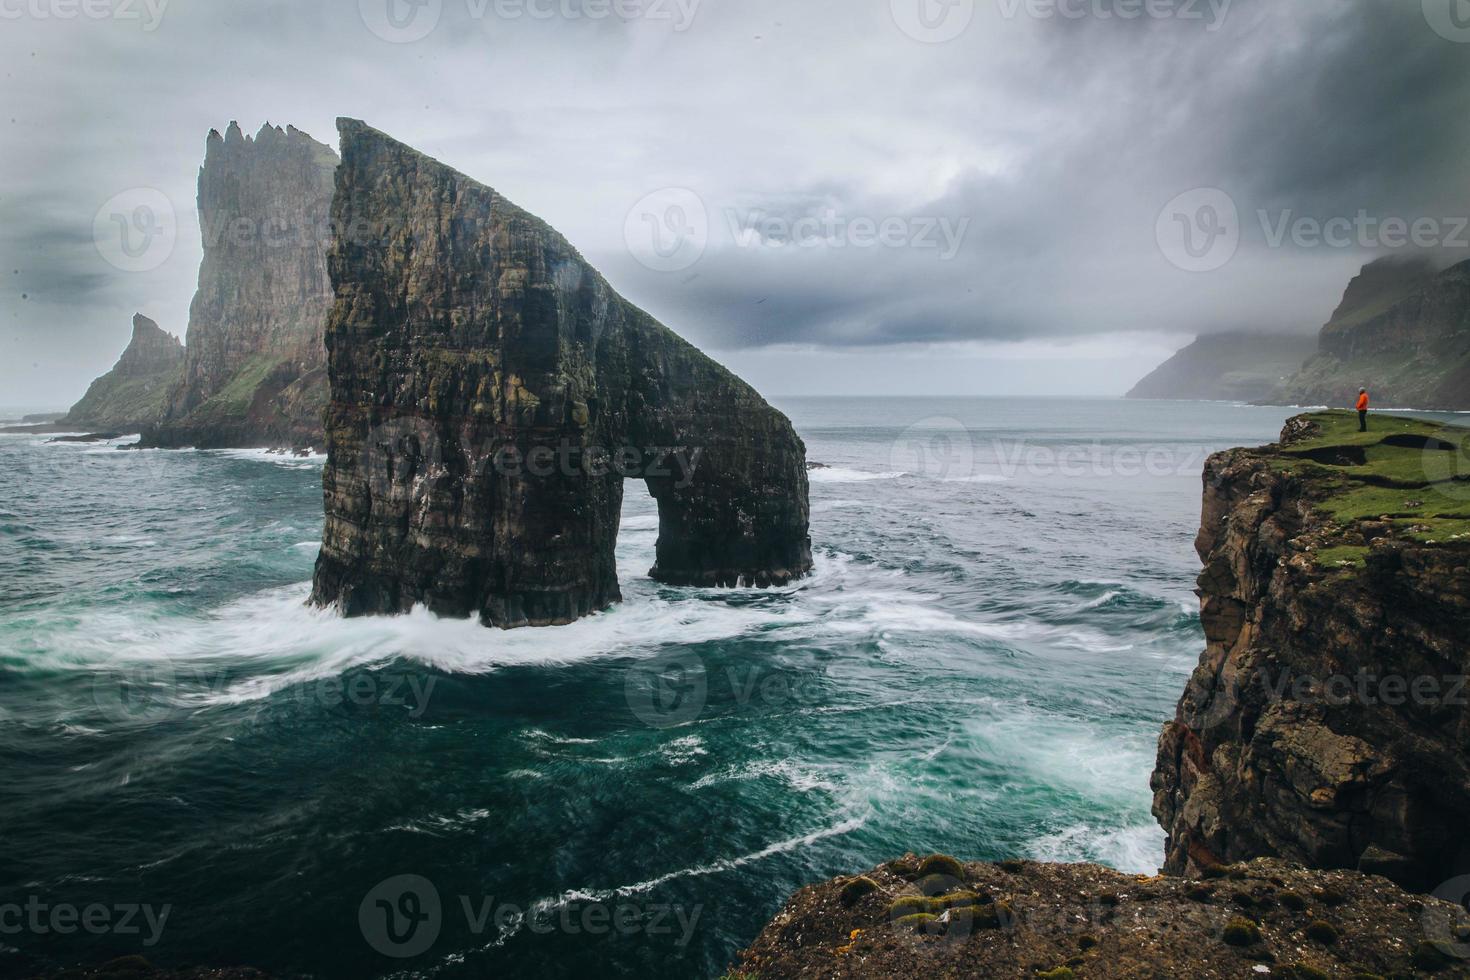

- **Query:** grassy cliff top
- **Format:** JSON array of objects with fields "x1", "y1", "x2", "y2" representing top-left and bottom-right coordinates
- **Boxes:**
[{"x1": 1266, "y1": 410, "x2": 1470, "y2": 564}]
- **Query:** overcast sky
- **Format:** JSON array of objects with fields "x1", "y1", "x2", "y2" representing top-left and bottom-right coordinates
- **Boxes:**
[{"x1": 2, "y1": 0, "x2": 1468, "y2": 407}]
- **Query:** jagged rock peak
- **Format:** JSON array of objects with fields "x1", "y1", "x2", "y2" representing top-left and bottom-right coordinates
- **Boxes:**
[
  {"x1": 115, "y1": 313, "x2": 183, "y2": 374},
  {"x1": 124, "y1": 312, "x2": 180, "y2": 352},
  {"x1": 204, "y1": 120, "x2": 334, "y2": 164},
  {"x1": 311, "y1": 119, "x2": 813, "y2": 628},
  {"x1": 63, "y1": 313, "x2": 184, "y2": 429},
  {"x1": 144, "y1": 122, "x2": 337, "y2": 450}
]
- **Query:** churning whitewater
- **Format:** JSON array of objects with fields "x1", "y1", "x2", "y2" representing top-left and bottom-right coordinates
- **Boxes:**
[{"x1": 1, "y1": 396, "x2": 1296, "y2": 978}]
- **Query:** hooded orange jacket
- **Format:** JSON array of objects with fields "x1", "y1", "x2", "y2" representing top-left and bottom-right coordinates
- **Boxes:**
[{"x1": 1357, "y1": 392, "x2": 1370, "y2": 411}]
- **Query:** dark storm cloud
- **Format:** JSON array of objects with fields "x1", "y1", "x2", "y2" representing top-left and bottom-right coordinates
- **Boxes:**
[{"x1": 1, "y1": 0, "x2": 1466, "y2": 402}]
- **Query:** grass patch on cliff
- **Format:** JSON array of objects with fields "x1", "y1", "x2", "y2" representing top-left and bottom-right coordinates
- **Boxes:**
[
  {"x1": 1285, "y1": 410, "x2": 1447, "y2": 453},
  {"x1": 1317, "y1": 483, "x2": 1470, "y2": 523},
  {"x1": 66, "y1": 368, "x2": 177, "y2": 428},
  {"x1": 1314, "y1": 545, "x2": 1369, "y2": 569},
  {"x1": 186, "y1": 354, "x2": 282, "y2": 424},
  {"x1": 1277, "y1": 412, "x2": 1470, "y2": 534},
  {"x1": 1396, "y1": 517, "x2": 1470, "y2": 544}
]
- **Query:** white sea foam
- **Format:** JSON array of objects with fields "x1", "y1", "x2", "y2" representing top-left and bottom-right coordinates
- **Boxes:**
[
  {"x1": 525, "y1": 812, "x2": 869, "y2": 910},
  {"x1": 206, "y1": 448, "x2": 326, "y2": 468},
  {"x1": 807, "y1": 467, "x2": 906, "y2": 483},
  {"x1": 38, "y1": 578, "x2": 825, "y2": 710},
  {"x1": 1028, "y1": 822, "x2": 1164, "y2": 876},
  {"x1": 1077, "y1": 590, "x2": 1122, "y2": 610},
  {"x1": 942, "y1": 472, "x2": 1010, "y2": 483},
  {"x1": 690, "y1": 757, "x2": 842, "y2": 793},
  {"x1": 384, "y1": 807, "x2": 494, "y2": 836},
  {"x1": 523, "y1": 729, "x2": 599, "y2": 746},
  {"x1": 659, "y1": 734, "x2": 708, "y2": 765}
]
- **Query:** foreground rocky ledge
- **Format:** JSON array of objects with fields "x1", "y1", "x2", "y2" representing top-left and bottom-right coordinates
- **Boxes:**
[{"x1": 735, "y1": 854, "x2": 1470, "y2": 979}]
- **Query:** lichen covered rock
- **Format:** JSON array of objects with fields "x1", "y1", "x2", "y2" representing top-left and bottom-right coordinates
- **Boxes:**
[
  {"x1": 309, "y1": 119, "x2": 811, "y2": 628},
  {"x1": 736, "y1": 856, "x2": 1466, "y2": 978}
]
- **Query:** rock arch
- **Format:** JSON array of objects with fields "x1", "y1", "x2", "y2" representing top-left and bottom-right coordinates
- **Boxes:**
[{"x1": 310, "y1": 120, "x2": 812, "y2": 628}]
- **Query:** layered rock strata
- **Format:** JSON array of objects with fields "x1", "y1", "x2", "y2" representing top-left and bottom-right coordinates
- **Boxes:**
[
  {"x1": 1152, "y1": 411, "x2": 1470, "y2": 892},
  {"x1": 143, "y1": 122, "x2": 337, "y2": 449},
  {"x1": 309, "y1": 119, "x2": 812, "y2": 628}
]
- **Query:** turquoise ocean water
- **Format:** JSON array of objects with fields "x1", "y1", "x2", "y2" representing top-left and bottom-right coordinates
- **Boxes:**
[{"x1": 1, "y1": 397, "x2": 1337, "y2": 977}]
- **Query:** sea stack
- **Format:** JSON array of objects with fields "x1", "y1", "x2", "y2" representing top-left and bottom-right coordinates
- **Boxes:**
[
  {"x1": 144, "y1": 122, "x2": 338, "y2": 449},
  {"x1": 309, "y1": 119, "x2": 812, "y2": 628},
  {"x1": 63, "y1": 313, "x2": 183, "y2": 431}
]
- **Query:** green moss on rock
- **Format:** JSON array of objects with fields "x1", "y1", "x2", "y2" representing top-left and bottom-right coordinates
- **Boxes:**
[
  {"x1": 1222, "y1": 916, "x2": 1262, "y2": 947},
  {"x1": 892, "y1": 912, "x2": 942, "y2": 935},
  {"x1": 917, "y1": 854, "x2": 966, "y2": 880},
  {"x1": 839, "y1": 877, "x2": 880, "y2": 907},
  {"x1": 1305, "y1": 920, "x2": 1340, "y2": 945}
]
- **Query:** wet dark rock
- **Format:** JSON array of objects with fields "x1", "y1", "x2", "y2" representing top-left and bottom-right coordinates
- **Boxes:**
[
  {"x1": 309, "y1": 120, "x2": 812, "y2": 628},
  {"x1": 46, "y1": 432, "x2": 124, "y2": 443}
]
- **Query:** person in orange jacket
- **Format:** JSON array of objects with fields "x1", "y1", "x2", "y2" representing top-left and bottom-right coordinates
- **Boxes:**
[{"x1": 1357, "y1": 388, "x2": 1370, "y2": 432}]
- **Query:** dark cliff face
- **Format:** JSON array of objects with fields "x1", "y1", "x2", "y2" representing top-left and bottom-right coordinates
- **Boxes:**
[
  {"x1": 144, "y1": 122, "x2": 337, "y2": 449},
  {"x1": 64, "y1": 313, "x2": 183, "y2": 430},
  {"x1": 1152, "y1": 411, "x2": 1470, "y2": 892},
  {"x1": 1126, "y1": 331, "x2": 1317, "y2": 402},
  {"x1": 309, "y1": 119, "x2": 812, "y2": 628},
  {"x1": 1286, "y1": 256, "x2": 1470, "y2": 410}
]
